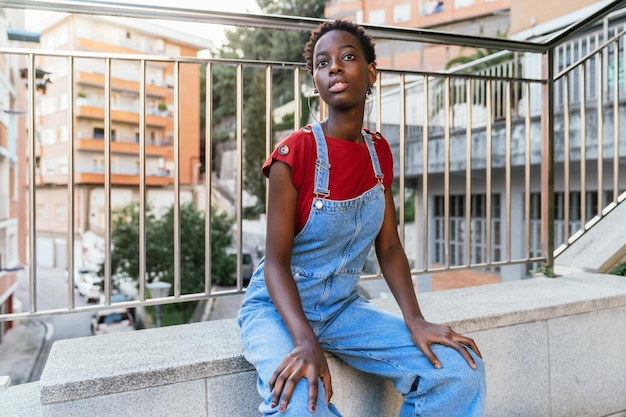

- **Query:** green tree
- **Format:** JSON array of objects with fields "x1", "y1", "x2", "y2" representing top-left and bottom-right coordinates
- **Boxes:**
[
  {"x1": 100, "y1": 202, "x2": 236, "y2": 323},
  {"x1": 210, "y1": 0, "x2": 326, "y2": 212}
]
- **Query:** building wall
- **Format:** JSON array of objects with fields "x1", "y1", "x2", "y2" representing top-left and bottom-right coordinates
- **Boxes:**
[
  {"x1": 0, "y1": 6, "x2": 26, "y2": 336},
  {"x1": 509, "y1": 0, "x2": 604, "y2": 35}
]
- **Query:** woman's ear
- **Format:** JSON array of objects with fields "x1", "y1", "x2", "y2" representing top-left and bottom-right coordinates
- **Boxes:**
[{"x1": 368, "y1": 63, "x2": 377, "y2": 88}]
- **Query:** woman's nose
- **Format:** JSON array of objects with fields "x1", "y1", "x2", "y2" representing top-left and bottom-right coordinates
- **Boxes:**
[{"x1": 329, "y1": 58, "x2": 344, "y2": 74}]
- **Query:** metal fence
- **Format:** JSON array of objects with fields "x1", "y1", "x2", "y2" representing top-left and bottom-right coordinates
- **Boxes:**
[{"x1": 0, "y1": 0, "x2": 625, "y2": 322}]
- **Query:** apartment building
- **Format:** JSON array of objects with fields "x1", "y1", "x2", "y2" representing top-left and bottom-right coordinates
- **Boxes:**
[
  {"x1": 32, "y1": 14, "x2": 210, "y2": 269},
  {"x1": 0, "y1": 8, "x2": 26, "y2": 338},
  {"x1": 325, "y1": 0, "x2": 511, "y2": 72}
]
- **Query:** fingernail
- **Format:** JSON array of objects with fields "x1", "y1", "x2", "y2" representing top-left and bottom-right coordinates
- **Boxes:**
[
  {"x1": 310, "y1": 405, "x2": 316, "y2": 412},
  {"x1": 271, "y1": 402, "x2": 276, "y2": 408},
  {"x1": 434, "y1": 363, "x2": 441, "y2": 369}
]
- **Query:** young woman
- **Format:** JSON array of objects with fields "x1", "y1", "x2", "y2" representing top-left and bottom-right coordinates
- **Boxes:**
[{"x1": 238, "y1": 19, "x2": 486, "y2": 416}]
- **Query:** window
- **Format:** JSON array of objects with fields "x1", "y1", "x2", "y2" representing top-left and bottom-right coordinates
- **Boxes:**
[
  {"x1": 454, "y1": 0, "x2": 473, "y2": 8},
  {"x1": 433, "y1": 194, "x2": 501, "y2": 266},
  {"x1": 36, "y1": 204, "x2": 46, "y2": 222},
  {"x1": 93, "y1": 156, "x2": 105, "y2": 173},
  {"x1": 57, "y1": 157, "x2": 68, "y2": 175},
  {"x1": 93, "y1": 127, "x2": 116, "y2": 141},
  {"x1": 55, "y1": 204, "x2": 66, "y2": 222},
  {"x1": 394, "y1": 3, "x2": 411, "y2": 23},
  {"x1": 41, "y1": 129, "x2": 56, "y2": 145},
  {"x1": 58, "y1": 125, "x2": 68, "y2": 143},
  {"x1": 422, "y1": 0, "x2": 444, "y2": 16},
  {"x1": 368, "y1": 9, "x2": 386, "y2": 25},
  {"x1": 43, "y1": 160, "x2": 55, "y2": 176}
]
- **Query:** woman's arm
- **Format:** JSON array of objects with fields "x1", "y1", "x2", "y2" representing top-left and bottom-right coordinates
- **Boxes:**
[
  {"x1": 375, "y1": 187, "x2": 482, "y2": 369},
  {"x1": 263, "y1": 161, "x2": 333, "y2": 413}
]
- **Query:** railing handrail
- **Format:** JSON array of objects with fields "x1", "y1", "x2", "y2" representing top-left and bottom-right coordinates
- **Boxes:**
[
  {"x1": 543, "y1": 0, "x2": 626, "y2": 48},
  {"x1": 0, "y1": 0, "x2": 544, "y2": 53},
  {"x1": 4, "y1": 0, "x2": 626, "y2": 53}
]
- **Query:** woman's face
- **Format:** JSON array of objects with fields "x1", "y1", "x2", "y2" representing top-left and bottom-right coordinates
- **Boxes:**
[{"x1": 312, "y1": 29, "x2": 376, "y2": 111}]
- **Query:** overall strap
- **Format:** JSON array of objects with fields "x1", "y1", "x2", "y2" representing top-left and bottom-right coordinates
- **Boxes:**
[
  {"x1": 362, "y1": 129, "x2": 385, "y2": 188},
  {"x1": 311, "y1": 123, "x2": 331, "y2": 198}
]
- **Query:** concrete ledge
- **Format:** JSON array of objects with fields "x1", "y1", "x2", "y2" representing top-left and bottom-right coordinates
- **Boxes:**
[
  {"x1": 0, "y1": 382, "x2": 42, "y2": 417},
  {"x1": 39, "y1": 319, "x2": 252, "y2": 404},
  {"x1": 3, "y1": 273, "x2": 626, "y2": 416}
]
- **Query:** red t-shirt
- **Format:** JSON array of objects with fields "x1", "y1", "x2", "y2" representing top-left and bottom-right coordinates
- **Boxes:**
[{"x1": 262, "y1": 127, "x2": 394, "y2": 233}]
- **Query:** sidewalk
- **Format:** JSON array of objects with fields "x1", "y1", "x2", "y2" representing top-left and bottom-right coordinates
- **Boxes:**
[{"x1": 0, "y1": 320, "x2": 51, "y2": 388}]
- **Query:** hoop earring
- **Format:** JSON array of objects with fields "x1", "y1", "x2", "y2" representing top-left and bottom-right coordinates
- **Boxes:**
[
  {"x1": 365, "y1": 96, "x2": 373, "y2": 118},
  {"x1": 307, "y1": 88, "x2": 321, "y2": 124},
  {"x1": 365, "y1": 84, "x2": 375, "y2": 117}
]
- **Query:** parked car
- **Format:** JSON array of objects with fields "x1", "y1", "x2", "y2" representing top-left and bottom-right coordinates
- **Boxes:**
[
  {"x1": 65, "y1": 266, "x2": 98, "y2": 284},
  {"x1": 76, "y1": 273, "x2": 103, "y2": 303},
  {"x1": 226, "y1": 250, "x2": 256, "y2": 286},
  {"x1": 90, "y1": 308, "x2": 134, "y2": 335}
]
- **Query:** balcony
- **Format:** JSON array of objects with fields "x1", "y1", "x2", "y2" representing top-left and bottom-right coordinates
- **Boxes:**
[
  {"x1": 1, "y1": 1, "x2": 626, "y2": 416},
  {"x1": 75, "y1": 138, "x2": 170, "y2": 157},
  {"x1": 75, "y1": 101, "x2": 170, "y2": 127},
  {"x1": 76, "y1": 71, "x2": 171, "y2": 98}
]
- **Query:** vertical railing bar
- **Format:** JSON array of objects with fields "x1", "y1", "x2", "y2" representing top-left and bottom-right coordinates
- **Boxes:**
[
  {"x1": 67, "y1": 56, "x2": 76, "y2": 309},
  {"x1": 443, "y1": 76, "x2": 451, "y2": 268},
  {"x1": 422, "y1": 76, "x2": 429, "y2": 271},
  {"x1": 205, "y1": 62, "x2": 213, "y2": 294},
  {"x1": 505, "y1": 80, "x2": 512, "y2": 262},
  {"x1": 465, "y1": 78, "x2": 472, "y2": 267},
  {"x1": 485, "y1": 80, "x2": 493, "y2": 265},
  {"x1": 541, "y1": 49, "x2": 555, "y2": 267},
  {"x1": 103, "y1": 57, "x2": 112, "y2": 305},
  {"x1": 580, "y1": 61, "x2": 587, "y2": 228},
  {"x1": 173, "y1": 61, "x2": 181, "y2": 297},
  {"x1": 27, "y1": 54, "x2": 37, "y2": 313},
  {"x1": 563, "y1": 75, "x2": 571, "y2": 244},
  {"x1": 597, "y1": 51, "x2": 604, "y2": 218},
  {"x1": 398, "y1": 74, "x2": 406, "y2": 245},
  {"x1": 293, "y1": 68, "x2": 301, "y2": 130},
  {"x1": 139, "y1": 59, "x2": 147, "y2": 302},
  {"x1": 524, "y1": 82, "x2": 532, "y2": 259},
  {"x1": 235, "y1": 64, "x2": 244, "y2": 288},
  {"x1": 614, "y1": 39, "x2": 620, "y2": 203},
  {"x1": 376, "y1": 72, "x2": 383, "y2": 276},
  {"x1": 376, "y1": 72, "x2": 382, "y2": 136},
  {"x1": 265, "y1": 65, "x2": 273, "y2": 214}
]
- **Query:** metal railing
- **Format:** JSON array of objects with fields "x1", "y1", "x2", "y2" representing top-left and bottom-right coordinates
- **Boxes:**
[{"x1": 0, "y1": 0, "x2": 625, "y2": 322}]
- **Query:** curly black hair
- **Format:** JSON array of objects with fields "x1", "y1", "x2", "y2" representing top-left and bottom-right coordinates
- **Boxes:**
[{"x1": 303, "y1": 20, "x2": 377, "y2": 77}]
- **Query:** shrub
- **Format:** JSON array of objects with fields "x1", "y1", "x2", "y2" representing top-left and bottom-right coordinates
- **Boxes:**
[{"x1": 609, "y1": 262, "x2": 626, "y2": 277}]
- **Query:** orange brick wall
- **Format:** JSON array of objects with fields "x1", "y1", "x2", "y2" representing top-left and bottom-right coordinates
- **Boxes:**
[{"x1": 510, "y1": 0, "x2": 599, "y2": 35}]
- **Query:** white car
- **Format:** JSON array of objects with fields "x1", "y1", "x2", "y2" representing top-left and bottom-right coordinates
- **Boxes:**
[
  {"x1": 91, "y1": 309, "x2": 135, "y2": 335},
  {"x1": 76, "y1": 273, "x2": 103, "y2": 303}
]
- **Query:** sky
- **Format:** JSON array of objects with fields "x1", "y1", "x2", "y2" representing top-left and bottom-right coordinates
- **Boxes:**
[{"x1": 25, "y1": 0, "x2": 263, "y2": 46}]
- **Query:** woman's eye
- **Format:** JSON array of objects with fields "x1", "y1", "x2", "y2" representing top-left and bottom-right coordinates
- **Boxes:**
[
  {"x1": 343, "y1": 53, "x2": 355, "y2": 61},
  {"x1": 316, "y1": 60, "x2": 328, "y2": 68}
]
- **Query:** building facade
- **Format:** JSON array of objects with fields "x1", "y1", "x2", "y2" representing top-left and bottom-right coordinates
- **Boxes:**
[
  {"x1": 0, "y1": 8, "x2": 26, "y2": 338},
  {"x1": 32, "y1": 14, "x2": 209, "y2": 269}
]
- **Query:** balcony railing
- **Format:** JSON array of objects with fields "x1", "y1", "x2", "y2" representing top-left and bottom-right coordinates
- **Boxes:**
[{"x1": 0, "y1": 0, "x2": 625, "y2": 322}]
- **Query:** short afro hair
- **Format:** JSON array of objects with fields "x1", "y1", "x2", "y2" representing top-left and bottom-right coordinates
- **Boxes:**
[{"x1": 303, "y1": 19, "x2": 377, "y2": 77}]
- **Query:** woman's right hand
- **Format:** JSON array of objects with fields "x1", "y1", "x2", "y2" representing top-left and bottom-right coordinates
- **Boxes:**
[{"x1": 269, "y1": 339, "x2": 333, "y2": 413}]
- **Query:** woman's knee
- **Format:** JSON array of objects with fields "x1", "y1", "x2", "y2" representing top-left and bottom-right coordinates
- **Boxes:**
[{"x1": 433, "y1": 345, "x2": 486, "y2": 393}]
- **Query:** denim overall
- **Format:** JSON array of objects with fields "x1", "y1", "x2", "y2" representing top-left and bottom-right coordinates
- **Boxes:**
[{"x1": 238, "y1": 123, "x2": 485, "y2": 416}]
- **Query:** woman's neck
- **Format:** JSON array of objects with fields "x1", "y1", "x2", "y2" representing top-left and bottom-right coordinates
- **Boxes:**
[{"x1": 322, "y1": 112, "x2": 365, "y2": 143}]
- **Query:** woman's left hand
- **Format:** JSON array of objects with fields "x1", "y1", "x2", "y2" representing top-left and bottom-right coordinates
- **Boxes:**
[{"x1": 405, "y1": 316, "x2": 482, "y2": 370}]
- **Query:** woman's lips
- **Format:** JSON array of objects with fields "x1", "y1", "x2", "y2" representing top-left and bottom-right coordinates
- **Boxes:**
[{"x1": 329, "y1": 81, "x2": 348, "y2": 93}]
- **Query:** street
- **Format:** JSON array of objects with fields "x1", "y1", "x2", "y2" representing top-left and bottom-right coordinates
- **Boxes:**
[{"x1": 14, "y1": 267, "x2": 94, "y2": 381}]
